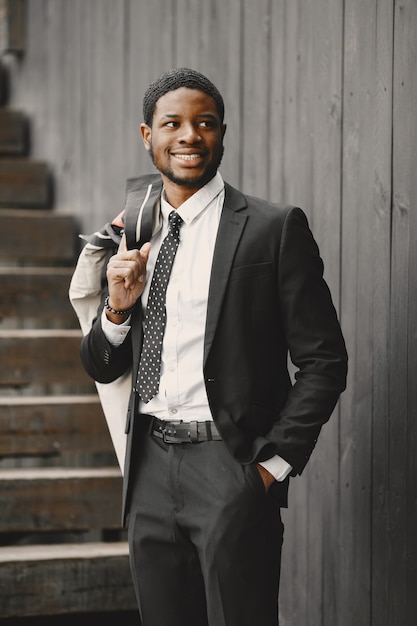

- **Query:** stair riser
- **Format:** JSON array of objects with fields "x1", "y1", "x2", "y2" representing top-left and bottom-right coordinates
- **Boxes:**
[
  {"x1": 0, "y1": 553, "x2": 137, "y2": 617},
  {"x1": 0, "y1": 399, "x2": 110, "y2": 456},
  {"x1": 0, "y1": 160, "x2": 51, "y2": 209},
  {"x1": 0, "y1": 210, "x2": 77, "y2": 262},
  {"x1": 0, "y1": 332, "x2": 90, "y2": 387},
  {"x1": 0, "y1": 269, "x2": 78, "y2": 325},
  {"x1": 0, "y1": 473, "x2": 122, "y2": 532}
]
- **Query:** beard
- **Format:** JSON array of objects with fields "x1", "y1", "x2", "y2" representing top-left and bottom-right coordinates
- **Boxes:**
[{"x1": 149, "y1": 143, "x2": 224, "y2": 189}]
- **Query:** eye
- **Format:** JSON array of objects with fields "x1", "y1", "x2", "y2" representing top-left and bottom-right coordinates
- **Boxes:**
[
  {"x1": 165, "y1": 121, "x2": 179, "y2": 128},
  {"x1": 199, "y1": 120, "x2": 214, "y2": 129}
]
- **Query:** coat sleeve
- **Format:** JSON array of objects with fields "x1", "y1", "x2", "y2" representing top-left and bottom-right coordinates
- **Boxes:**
[
  {"x1": 80, "y1": 292, "x2": 135, "y2": 384},
  {"x1": 268, "y1": 207, "x2": 348, "y2": 474}
]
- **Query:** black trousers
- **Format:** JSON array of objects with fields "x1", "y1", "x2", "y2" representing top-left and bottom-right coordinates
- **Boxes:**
[{"x1": 127, "y1": 426, "x2": 284, "y2": 626}]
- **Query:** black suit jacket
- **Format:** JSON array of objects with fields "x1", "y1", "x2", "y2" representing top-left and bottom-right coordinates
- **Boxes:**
[{"x1": 81, "y1": 181, "x2": 348, "y2": 523}]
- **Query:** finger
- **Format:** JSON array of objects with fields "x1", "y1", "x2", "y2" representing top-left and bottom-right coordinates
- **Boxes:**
[
  {"x1": 136, "y1": 243, "x2": 151, "y2": 283},
  {"x1": 118, "y1": 233, "x2": 128, "y2": 253}
]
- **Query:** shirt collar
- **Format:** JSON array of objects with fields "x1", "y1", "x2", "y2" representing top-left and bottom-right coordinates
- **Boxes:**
[{"x1": 160, "y1": 172, "x2": 224, "y2": 226}]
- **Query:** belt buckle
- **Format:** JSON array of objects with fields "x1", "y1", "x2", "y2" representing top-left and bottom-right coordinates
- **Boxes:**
[
  {"x1": 162, "y1": 421, "x2": 183, "y2": 444},
  {"x1": 161, "y1": 420, "x2": 199, "y2": 443}
]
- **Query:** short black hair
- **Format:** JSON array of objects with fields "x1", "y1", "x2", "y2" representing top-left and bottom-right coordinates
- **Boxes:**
[{"x1": 142, "y1": 67, "x2": 225, "y2": 126}]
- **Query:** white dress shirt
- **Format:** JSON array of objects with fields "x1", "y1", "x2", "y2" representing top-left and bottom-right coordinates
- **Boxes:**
[{"x1": 102, "y1": 172, "x2": 292, "y2": 482}]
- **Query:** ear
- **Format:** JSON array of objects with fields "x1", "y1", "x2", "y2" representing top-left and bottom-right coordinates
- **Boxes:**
[
  {"x1": 140, "y1": 123, "x2": 152, "y2": 151},
  {"x1": 221, "y1": 123, "x2": 227, "y2": 140}
]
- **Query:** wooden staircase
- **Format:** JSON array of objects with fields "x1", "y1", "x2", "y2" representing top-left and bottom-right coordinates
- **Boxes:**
[{"x1": 0, "y1": 62, "x2": 138, "y2": 623}]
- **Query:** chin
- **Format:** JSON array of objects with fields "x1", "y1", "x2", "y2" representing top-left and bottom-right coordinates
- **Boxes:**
[{"x1": 166, "y1": 168, "x2": 217, "y2": 189}]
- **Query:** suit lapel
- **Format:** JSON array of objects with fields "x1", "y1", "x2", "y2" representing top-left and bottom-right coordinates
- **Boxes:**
[{"x1": 203, "y1": 184, "x2": 247, "y2": 366}]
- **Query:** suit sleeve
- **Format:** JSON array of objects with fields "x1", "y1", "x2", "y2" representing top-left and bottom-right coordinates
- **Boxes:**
[
  {"x1": 268, "y1": 207, "x2": 347, "y2": 474},
  {"x1": 80, "y1": 291, "x2": 134, "y2": 384}
]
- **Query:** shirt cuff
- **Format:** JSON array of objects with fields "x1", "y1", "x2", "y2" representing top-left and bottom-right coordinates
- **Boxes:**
[
  {"x1": 258, "y1": 455, "x2": 292, "y2": 482},
  {"x1": 101, "y1": 308, "x2": 131, "y2": 346}
]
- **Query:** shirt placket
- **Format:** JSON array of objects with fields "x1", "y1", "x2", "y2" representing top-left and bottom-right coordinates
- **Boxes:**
[{"x1": 162, "y1": 249, "x2": 182, "y2": 418}]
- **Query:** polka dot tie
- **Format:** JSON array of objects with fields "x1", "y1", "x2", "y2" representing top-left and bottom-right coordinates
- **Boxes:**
[{"x1": 137, "y1": 211, "x2": 183, "y2": 403}]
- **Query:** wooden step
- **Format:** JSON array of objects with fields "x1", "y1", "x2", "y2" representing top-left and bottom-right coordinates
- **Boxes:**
[
  {"x1": 0, "y1": 395, "x2": 112, "y2": 457},
  {"x1": 0, "y1": 542, "x2": 137, "y2": 618},
  {"x1": 0, "y1": 267, "x2": 77, "y2": 325},
  {"x1": 0, "y1": 466, "x2": 122, "y2": 532},
  {"x1": 0, "y1": 109, "x2": 28, "y2": 155},
  {"x1": 0, "y1": 159, "x2": 51, "y2": 208},
  {"x1": 0, "y1": 209, "x2": 77, "y2": 262},
  {"x1": 0, "y1": 329, "x2": 91, "y2": 387}
]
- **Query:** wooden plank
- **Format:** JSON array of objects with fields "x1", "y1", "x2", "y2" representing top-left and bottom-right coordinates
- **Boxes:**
[
  {"x1": 370, "y1": 2, "x2": 394, "y2": 625},
  {"x1": 277, "y1": 9, "x2": 309, "y2": 618},
  {"x1": 0, "y1": 267, "x2": 77, "y2": 324},
  {"x1": 391, "y1": 1, "x2": 417, "y2": 624},
  {"x1": 0, "y1": 109, "x2": 28, "y2": 155},
  {"x1": 0, "y1": 159, "x2": 51, "y2": 208},
  {"x1": 0, "y1": 542, "x2": 137, "y2": 617},
  {"x1": 0, "y1": 329, "x2": 90, "y2": 387},
  {"x1": 0, "y1": 466, "x2": 122, "y2": 532},
  {"x1": 268, "y1": 0, "x2": 285, "y2": 204},
  {"x1": 240, "y1": 0, "x2": 270, "y2": 199},
  {"x1": 339, "y1": 1, "x2": 379, "y2": 624},
  {"x1": 280, "y1": 0, "x2": 303, "y2": 209},
  {"x1": 0, "y1": 209, "x2": 77, "y2": 262},
  {"x1": 0, "y1": 395, "x2": 111, "y2": 457}
]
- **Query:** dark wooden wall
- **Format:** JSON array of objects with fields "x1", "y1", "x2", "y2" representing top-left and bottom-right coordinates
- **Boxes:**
[{"x1": 5, "y1": 1, "x2": 416, "y2": 624}]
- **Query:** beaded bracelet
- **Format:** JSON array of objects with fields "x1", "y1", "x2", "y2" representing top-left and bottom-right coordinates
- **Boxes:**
[{"x1": 104, "y1": 295, "x2": 135, "y2": 316}]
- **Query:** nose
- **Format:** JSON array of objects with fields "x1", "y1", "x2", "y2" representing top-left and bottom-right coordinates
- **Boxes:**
[{"x1": 180, "y1": 122, "x2": 201, "y2": 143}]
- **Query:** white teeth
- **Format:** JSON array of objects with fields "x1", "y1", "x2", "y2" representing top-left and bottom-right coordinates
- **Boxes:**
[{"x1": 175, "y1": 154, "x2": 200, "y2": 160}]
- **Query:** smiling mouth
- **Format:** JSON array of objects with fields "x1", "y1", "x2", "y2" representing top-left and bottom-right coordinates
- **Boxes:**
[{"x1": 173, "y1": 153, "x2": 203, "y2": 161}]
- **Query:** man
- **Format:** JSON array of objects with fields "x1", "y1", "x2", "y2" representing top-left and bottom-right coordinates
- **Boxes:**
[{"x1": 80, "y1": 68, "x2": 347, "y2": 626}]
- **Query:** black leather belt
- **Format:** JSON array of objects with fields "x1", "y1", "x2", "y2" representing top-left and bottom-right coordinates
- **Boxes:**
[{"x1": 150, "y1": 416, "x2": 222, "y2": 443}]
